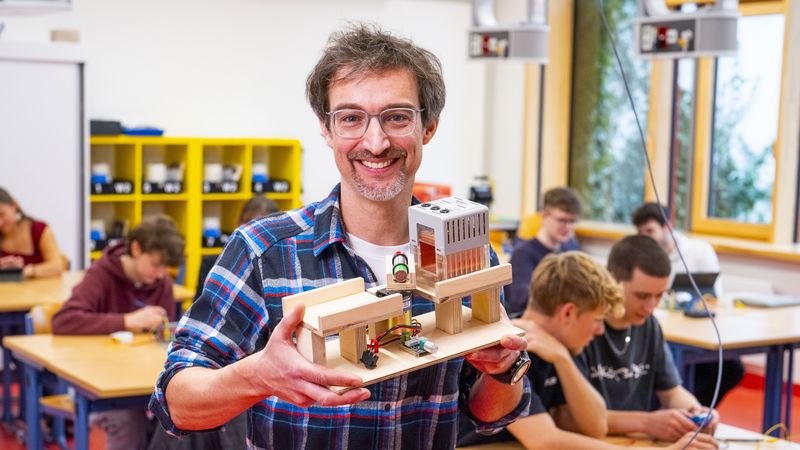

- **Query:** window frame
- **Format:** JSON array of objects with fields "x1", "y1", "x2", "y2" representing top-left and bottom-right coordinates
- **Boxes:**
[{"x1": 689, "y1": 1, "x2": 788, "y2": 241}]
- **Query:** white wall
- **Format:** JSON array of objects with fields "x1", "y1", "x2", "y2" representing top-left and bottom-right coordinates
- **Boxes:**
[{"x1": 0, "y1": 0, "x2": 495, "y2": 203}]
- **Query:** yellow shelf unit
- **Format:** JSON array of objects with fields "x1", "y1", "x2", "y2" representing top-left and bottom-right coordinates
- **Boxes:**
[{"x1": 89, "y1": 137, "x2": 303, "y2": 296}]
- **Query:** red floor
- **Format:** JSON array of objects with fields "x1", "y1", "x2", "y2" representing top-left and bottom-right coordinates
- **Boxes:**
[{"x1": 0, "y1": 380, "x2": 799, "y2": 448}]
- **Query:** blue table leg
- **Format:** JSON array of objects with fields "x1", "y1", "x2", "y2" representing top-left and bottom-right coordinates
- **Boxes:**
[
  {"x1": 763, "y1": 345, "x2": 784, "y2": 435},
  {"x1": 23, "y1": 364, "x2": 42, "y2": 450},
  {"x1": 2, "y1": 344, "x2": 13, "y2": 425},
  {"x1": 785, "y1": 344, "x2": 794, "y2": 435},
  {"x1": 75, "y1": 394, "x2": 90, "y2": 450}
]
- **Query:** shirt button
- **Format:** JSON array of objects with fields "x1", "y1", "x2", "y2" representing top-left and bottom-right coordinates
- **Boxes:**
[{"x1": 384, "y1": 403, "x2": 391, "y2": 412}]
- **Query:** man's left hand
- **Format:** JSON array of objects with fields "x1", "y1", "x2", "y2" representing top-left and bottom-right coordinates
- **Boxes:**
[{"x1": 464, "y1": 334, "x2": 527, "y2": 375}]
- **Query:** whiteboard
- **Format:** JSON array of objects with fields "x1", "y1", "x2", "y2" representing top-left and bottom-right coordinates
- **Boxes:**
[{"x1": 0, "y1": 43, "x2": 86, "y2": 269}]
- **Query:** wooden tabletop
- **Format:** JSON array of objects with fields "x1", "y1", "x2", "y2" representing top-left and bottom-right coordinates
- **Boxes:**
[
  {"x1": 455, "y1": 424, "x2": 800, "y2": 449},
  {"x1": 3, "y1": 334, "x2": 167, "y2": 399},
  {"x1": 655, "y1": 305, "x2": 800, "y2": 350},
  {"x1": 0, "y1": 271, "x2": 194, "y2": 313}
]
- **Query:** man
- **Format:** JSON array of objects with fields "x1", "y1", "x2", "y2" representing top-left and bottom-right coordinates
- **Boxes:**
[
  {"x1": 150, "y1": 24, "x2": 530, "y2": 449},
  {"x1": 577, "y1": 235, "x2": 719, "y2": 443},
  {"x1": 53, "y1": 214, "x2": 184, "y2": 450},
  {"x1": 632, "y1": 203, "x2": 743, "y2": 406},
  {"x1": 459, "y1": 252, "x2": 717, "y2": 450},
  {"x1": 506, "y1": 187, "x2": 581, "y2": 317}
]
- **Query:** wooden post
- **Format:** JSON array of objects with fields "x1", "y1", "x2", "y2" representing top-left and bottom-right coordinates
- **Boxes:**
[
  {"x1": 339, "y1": 326, "x2": 367, "y2": 364},
  {"x1": 435, "y1": 299, "x2": 463, "y2": 334},
  {"x1": 367, "y1": 319, "x2": 389, "y2": 341},
  {"x1": 471, "y1": 287, "x2": 501, "y2": 323},
  {"x1": 296, "y1": 327, "x2": 326, "y2": 365}
]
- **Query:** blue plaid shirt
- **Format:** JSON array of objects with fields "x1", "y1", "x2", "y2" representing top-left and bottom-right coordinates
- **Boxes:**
[{"x1": 150, "y1": 185, "x2": 530, "y2": 449}]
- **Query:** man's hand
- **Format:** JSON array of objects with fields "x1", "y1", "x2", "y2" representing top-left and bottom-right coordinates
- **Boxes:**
[
  {"x1": 464, "y1": 334, "x2": 527, "y2": 375},
  {"x1": 123, "y1": 305, "x2": 167, "y2": 332},
  {"x1": 511, "y1": 318, "x2": 570, "y2": 364},
  {"x1": 245, "y1": 303, "x2": 371, "y2": 408},
  {"x1": 643, "y1": 409, "x2": 698, "y2": 442},
  {"x1": 666, "y1": 431, "x2": 719, "y2": 449},
  {"x1": 687, "y1": 405, "x2": 719, "y2": 434},
  {"x1": 0, "y1": 255, "x2": 23, "y2": 269}
]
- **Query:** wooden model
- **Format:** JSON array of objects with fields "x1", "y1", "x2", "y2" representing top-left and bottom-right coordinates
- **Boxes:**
[{"x1": 281, "y1": 197, "x2": 520, "y2": 391}]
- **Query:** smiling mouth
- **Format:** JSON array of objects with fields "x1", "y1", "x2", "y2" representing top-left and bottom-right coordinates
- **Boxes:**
[{"x1": 360, "y1": 159, "x2": 395, "y2": 169}]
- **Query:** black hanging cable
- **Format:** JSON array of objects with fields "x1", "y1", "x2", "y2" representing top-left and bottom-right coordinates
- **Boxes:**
[{"x1": 595, "y1": 1, "x2": 724, "y2": 447}]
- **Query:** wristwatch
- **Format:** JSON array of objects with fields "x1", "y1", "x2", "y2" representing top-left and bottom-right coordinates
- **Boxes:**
[{"x1": 489, "y1": 351, "x2": 531, "y2": 385}]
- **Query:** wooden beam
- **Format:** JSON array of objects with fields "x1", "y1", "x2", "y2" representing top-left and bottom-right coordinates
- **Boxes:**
[
  {"x1": 471, "y1": 287, "x2": 501, "y2": 324},
  {"x1": 282, "y1": 278, "x2": 364, "y2": 315},
  {"x1": 295, "y1": 326, "x2": 326, "y2": 365},
  {"x1": 311, "y1": 292, "x2": 404, "y2": 335},
  {"x1": 433, "y1": 264, "x2": 512, "y2": 302}
]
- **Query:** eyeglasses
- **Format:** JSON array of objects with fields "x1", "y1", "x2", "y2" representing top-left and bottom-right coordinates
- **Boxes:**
[{"x1": 326, "y1": 107, "x2": 424, "y2": 139}]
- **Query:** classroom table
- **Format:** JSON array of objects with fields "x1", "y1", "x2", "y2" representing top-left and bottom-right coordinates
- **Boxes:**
[
  {"x1": 455, "y1": 424, "x2": 800, "y2": 449},
  {"x1": 4, "y1": 334, "x2": 167, "y2": 450},
  {"x1": 655, "y1": 305, "x2": 800, "y2": 435},
  {"x1": 0, "y1": 271, "x2": 193, "y2": 426}
]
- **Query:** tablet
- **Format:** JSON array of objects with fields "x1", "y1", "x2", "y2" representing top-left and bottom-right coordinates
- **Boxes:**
[
  {"x1": 734, "y1": 293, "x2": 800, "y2": 308},
  {"x1": 0, "y1": 267, "x2": 23, "y2": 282}
]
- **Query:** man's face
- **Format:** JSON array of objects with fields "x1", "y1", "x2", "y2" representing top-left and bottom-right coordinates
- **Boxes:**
[
  {"x1": 541, "y1": 207, "x2": 577, "y2": 244},
  {"x1": 637, "y1": 220, "x2": 667, "y2": 247},
  {"x1": 558, "y1": 304, "x2": 606, "y2": 354},
  {"x1": 620, "y1": 268, "x2": 670, "y2": 326},
  {"x1": 320, "y1": 68, "x2": 437, "y2": 202}
]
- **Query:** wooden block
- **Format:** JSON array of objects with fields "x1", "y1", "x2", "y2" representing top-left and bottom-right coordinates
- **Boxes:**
[
  {"x1": 367, "y1": 319, "x2": 390, "y2": 341},
  {"x1": 282, "y1": 278, "x2": 365, "y2": 315},
  {"x1": 471, "y1": 287, "x2": 501, "y2": 323},
  {"x1": 324, "y1": 307, "x2": 526, "y2": 392},
  {"x1": 295, "y1": 326, "x2": 326, "y2": 365},
  {"x1": 310, "y1": 292, "x2": 404, "y2": 334},
  {"x1": 339, "y1": 326, "x2": 367, "y2": 364},
  {"x1": 386, "y1": 252, "x2": 416, "y2": 290},
  {"x1": 434, "y1": 264, "x2": 512, "y2": 302},
  {"x1": 435, "y1": 299, "x2": 462, "y2": 334}
]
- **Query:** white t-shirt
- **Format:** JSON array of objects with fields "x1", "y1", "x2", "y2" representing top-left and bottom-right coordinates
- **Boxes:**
[{"x1": 346, "y1": 232, "x2": 411, "y2": 284}]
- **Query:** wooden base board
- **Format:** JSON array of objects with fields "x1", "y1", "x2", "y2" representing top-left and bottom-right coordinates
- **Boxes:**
[{"x1": 325, "y1": 307, "x2": 524, "y2": 393}]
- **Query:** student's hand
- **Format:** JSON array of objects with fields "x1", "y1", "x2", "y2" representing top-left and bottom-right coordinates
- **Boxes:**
[
  {"x1": 688, "y1": 405, "x2": 719, "y2": 434},
  {"x1": 246, "y1": 303, "x2": 370, "y2": 408},
  {"x1": 464, "y1": 334, "x2": 527, "y2": 375},
  {"x1": 644, "y1": 409, "x2": 697, "y2": 442},
  {"x1": 511, "y1": 318, "x2": 570, "y2": 364},
  {"x1": 123, "y1": 305, "x2": 167, "y2": 332},
  {"x1": 666, "y1": 431, "x2": 719, "y2": 449},
  {"x1": 0, "y1": 255, "x2": 23, "y2": 269}
]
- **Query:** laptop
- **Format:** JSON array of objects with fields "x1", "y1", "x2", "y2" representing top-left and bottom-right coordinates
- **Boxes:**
[
  {"x1": 0, "y1": 267, "x2": 24, "y2": 282},
  {"x1": 671, "y1": 272, "x2": 719, "y2": 300},
  {"x1": 734, "y1": 292, "x2": 800, "y2": 308}
]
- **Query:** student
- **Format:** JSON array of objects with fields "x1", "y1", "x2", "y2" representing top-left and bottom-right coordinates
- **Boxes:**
[
  {"x1": 459, "y1": 252, "x2": 717, "y2": 450},
  {"x1": 151, "y1": 24, "x2": 531, "y2": 449},
  {"x1": 577, "y1": 235, "x2": 719, "y2": 443},
  {"x1": 193, "y1": 196, "x2": 279, "y2": 300},
  {"x1": 506, "y1": 187, "x2": 581, "y2": 318},
  {"x1": 0, "y1": 186, "x2": 65, "y2": 278},
  {"x1": 632, "y1": 203, "x2": 743, "y2": 406},
  {"x1": 52, "y1": 214, "x2": 185, "y2": 450}
]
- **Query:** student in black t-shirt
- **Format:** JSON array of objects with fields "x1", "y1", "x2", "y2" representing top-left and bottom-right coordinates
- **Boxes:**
[
  {"x1": 459, "y1": 251, "x2": 719, "y2": 450},
  {"x1": 577, "y1": 235, "x2": 720, "y2": 444}
]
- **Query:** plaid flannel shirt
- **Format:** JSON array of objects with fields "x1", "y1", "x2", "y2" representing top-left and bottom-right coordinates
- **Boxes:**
[{"x1": 150, "y1": 184, "x2": 530, "y2": 449}]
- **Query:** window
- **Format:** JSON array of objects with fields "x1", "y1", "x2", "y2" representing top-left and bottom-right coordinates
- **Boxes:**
[
  {"x1": 707, "y1": 14, "x2": 783, "y2": 224},
  {"x1": 569, "y1": 0, "x2": 650, "y2": 223}
]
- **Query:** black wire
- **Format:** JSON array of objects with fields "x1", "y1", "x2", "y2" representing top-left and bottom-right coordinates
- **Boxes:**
[{"x1": 595, "y1": 1, "x2": 724, "y2": 447}]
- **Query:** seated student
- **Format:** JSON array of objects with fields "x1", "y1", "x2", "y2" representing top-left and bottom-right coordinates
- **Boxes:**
[
  {"x1": 577, "y1": 235, "x2": 719, "y2": 443},
  {"x1": 632, "y1": 203, "x2": 743, "y2": 406},
  {"x1": 52, "y1": 214, "x2": 185, "y2": 450},
  {"x1": 147, "y1": 198, "x2": 277, "y2": 450},
  {"x1": 459, "y1": 252, "x2": 717, "y2": 450},
  {"x1": 193, "y1": 196, "x2": 278, "y2": 300},
  {"x1": 505, "y1": 187, "x2": 581, "y2": 318},
  {"x1": 0, "y1": 186, "x2": 65, "y2": 278}
]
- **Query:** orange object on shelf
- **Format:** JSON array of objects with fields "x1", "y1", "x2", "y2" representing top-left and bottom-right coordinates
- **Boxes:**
[{"x1": 413, "y1": 182, "x2": 451, "y2": 203}]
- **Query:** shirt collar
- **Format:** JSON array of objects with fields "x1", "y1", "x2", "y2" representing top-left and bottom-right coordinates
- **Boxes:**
[{"x1": 311, "y1": 183, "x2": 420, "y2": 257}]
